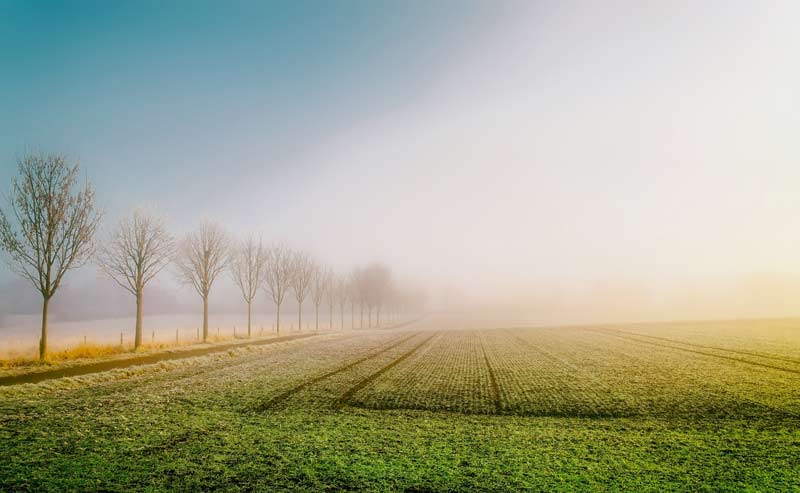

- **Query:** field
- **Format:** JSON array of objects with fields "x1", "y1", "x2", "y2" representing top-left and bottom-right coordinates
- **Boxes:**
[{"x1": 1, "y1": 319, "x2": 799, "y2": 491}]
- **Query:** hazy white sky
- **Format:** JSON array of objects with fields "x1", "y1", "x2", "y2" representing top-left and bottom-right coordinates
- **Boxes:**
[
  {"x1": 2, "y1": 1, "x2": 800, "y2": 324},
  {"x1": 264, "y1": 1, "x2": 800, "y2": 298}
]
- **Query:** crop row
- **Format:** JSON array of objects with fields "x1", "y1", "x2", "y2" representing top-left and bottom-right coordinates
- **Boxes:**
[
  {"x1": 606, "y1": 319, "x2": 800, "y2": 361},
  {"x1": 481, "y1": 330, "x2": 627, "y2": 417},
  {"x1": 510, "y1": 327, "x2": 800, "y2": 418},
  {"x1": 349, "y1": 330, "x2": 498, "y2": 414}
]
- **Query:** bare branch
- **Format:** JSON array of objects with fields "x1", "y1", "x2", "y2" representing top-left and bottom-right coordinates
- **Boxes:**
[
  {"x1": 97, "y1": 208, "x2": 174, "y2": 297},
  {"x1": 290, "y1": 250, "x2": 315, "y2": 306},
  {"x1": 173, "y1": 220, "x2": 229, "y2": 299},
  {"x1": 0, "y1": 153, "x2": 102, "y2": 299},
  {"x1": 263, "y1": 242, "x2": 292, "y2": 308},
  {"x1": 230, "y1": 235, "x2": 266, "y2": 305}
]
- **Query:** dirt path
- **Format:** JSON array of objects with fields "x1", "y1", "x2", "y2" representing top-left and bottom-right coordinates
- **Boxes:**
[{"x1": 0, "y1": 332, "x2": 321, "y2": 386}]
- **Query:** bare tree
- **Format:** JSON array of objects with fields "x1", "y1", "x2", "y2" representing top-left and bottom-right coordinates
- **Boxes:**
[
  {"x1": 290, "y1": 250, "x2": 314, "y2": 331},
  {"x1": 174, "y1": 220, "x2": 229, "y2": 342},
  {"x1": 325, "y1": 270, "x2": 336, "y2": 329},
  {"x1": 335, "y1": 275, "x2": 350, "y2": 330},
  {"x1": 351, "y1": 263, "x2": 392, "y2": 328},
  {"x1": 97, "y1": 208, "x2": 173, "y2": 349},
  {"x1": 263, "y1": 243, "x2": 292, "y2": 334},
  {"x1": 230, "y1": 236, "x2": 266, "y2": 338},
  {"x1": 352, "y1": 267, "x2": 368, "y2": 328},
  {"x1": 309, "y1": 264, "x2": 330, "y2": 331},
  {"x1": 362, "y1": 263, "x2": 392, "y2": 327},
  {"x1": 348, "y1": 272, "x2": 358, "y2": 329},
  {"x1": 0, "y1": 153, "x2": 102, "y2": 360}
]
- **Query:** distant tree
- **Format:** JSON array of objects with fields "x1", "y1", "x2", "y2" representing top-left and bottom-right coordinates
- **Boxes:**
[
  {"x1": 353, "y1": 267, "x2": 366, "y2": 328},
  {"x1": 290, "y1": 250, "x2": 315, "y2": 331},
  {"x1": 348, "y1": 272, "x2": 359, "y2": 329},
  {"x1": 309, "y1": 265, "x2": 331, "y2": 331},
  {"x1": 263, "y1": 243, "x2": 292, "y2": 334},
  {"x1": 174, "y1": 220, "x2": 229, "y2": 342},
  {"x1": 335, "y1": 275, "x2": 350, "y2": 330},
  {"x1": 0, "y1": 153, "x2": 102, "y2": 360},
  {"x1": 230, "y1": 236, "x2": 266, "y2": 338},
  {"x1": 359, "y1": 263, "x2": 392, "y2": 327},
  {"x1": 97, "y1": 208, "x2": 173, "y2": 349},
  {"x1": 325, "y1": 270, "x2": 336, "y2": 329}
]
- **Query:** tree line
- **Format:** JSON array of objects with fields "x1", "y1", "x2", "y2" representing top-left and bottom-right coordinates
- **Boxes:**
[{"x1": 0, "y1": 152, "x2": 422, "y2": 360}]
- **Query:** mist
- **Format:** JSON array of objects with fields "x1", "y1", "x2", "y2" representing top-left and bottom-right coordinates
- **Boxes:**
[{"x1": 3, "y1": 0, "x2": 800, "y2": 337}]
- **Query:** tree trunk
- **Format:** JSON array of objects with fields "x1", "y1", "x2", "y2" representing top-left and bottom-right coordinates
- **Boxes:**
[
  {"x1": 298, "y1": 302, "x2": 302, "y2": 331},
  {"x1": 368, "y1": 306, "x2": 372, "y2": 328},
  {"x1": 315, "y1": 304, "x2": 319, "y2": 331},
  {"x1": 276, "y1": 303, "x2": 281, "y2": 335},
  {"x1": 135, "y1": 290, "x2": 143, "y2": 349},
  {"x1": 247, "y1": 301, "x2": 252, "y2": 338},
  {"x1": 329, "y1": 304, "x2": 333, "y2": 330},
  {"x1": 360, "y1": 302, "x2": 364, "y2": 329},
  {"x1": 39, "y1": 296, "x2": 50, "y2": 361},
  {"x1": 203, "y1": 296, "x2": 209, "y2": 342},
  {"x1": 340, "y1": 305, "x2": 343, "y2": 331},
  {"x1": 377, "y1": 306, "x2": 381, "y2": 327}
]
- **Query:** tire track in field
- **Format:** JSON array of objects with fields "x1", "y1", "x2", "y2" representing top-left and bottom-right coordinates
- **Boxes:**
[
  {"x1": 591, "y1": 330, "x2": 800, "y2": 376},
  {"x1": 478, "y1": 334, "x2": 502, "y2": 413},
  {"x1": 333, "y1": 332, "x2": 440, "y2": 409},
  {"x1": 503, "y1": 329, "x2": 633, "y2": 411},
  {"x1": 253, "y1": 331, "x2": 421, "y2": 411},
  {"x1": 505, "y1": 329, "x2": 619, "y2": 387},
  {"x1": 42, "y1": 333, "x2": 358, "y2": 403},
  {"x1": 597, "y1": 327, "x2": 800, "y2": 365}
]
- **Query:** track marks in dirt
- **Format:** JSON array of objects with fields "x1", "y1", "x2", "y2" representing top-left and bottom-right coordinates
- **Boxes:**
[
  {"x1": 254, "y1": 332, "x2": 421, "y2": 412},
  {"x1": 479, "y1": 335, "x2": 502, "y2": 413},
  {"x1": 334, "y1": 332, "x2": 440, "y2": 409},
  {"x1": 597, "y1": 327, "x2": 800, "y2": 365},
  {"x1": 591, "y1": 329, "x2": 800, "y2": 376}
]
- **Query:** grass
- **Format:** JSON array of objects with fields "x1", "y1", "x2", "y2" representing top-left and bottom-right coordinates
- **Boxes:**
[
  {"x1": 0, "y1": 342, "x2": 131, "y2": 368},
  {"x1": 0, "y1": 331, "x2": 273, "y2": 369},
  {"x1": 0, "y1": 321, "x2": 798, "y2": 491}
]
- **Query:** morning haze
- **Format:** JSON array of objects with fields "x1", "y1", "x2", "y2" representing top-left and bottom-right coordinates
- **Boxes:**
[
  {"x1": 3, "y1": 1, "x2": 799, "y2": 332},
  {"x1": 2, "y1": 2, "x2": 799, "y2": 491}
]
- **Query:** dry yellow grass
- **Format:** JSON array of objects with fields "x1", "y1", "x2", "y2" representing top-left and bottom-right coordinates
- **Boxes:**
[
  {"x1": 0, "y1": 342, "x2": 128, "y2": 368},
  {"x1": 0, "y1": 333, "x2": 261, "y2": 368}
]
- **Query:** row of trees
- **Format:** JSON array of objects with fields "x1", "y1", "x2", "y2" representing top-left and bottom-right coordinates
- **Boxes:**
[{"x1": 0, "y1": 153, "x2": 421, "y2": 360}]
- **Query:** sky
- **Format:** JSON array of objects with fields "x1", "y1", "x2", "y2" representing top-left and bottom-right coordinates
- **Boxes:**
[{"x1": 2, "y1": 1, "x2": 800, "y2": 326}]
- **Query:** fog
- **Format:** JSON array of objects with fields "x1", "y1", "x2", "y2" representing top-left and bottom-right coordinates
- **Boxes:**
[{"x1": 2, "y1": 1, "x2": 800, "y2": 345}]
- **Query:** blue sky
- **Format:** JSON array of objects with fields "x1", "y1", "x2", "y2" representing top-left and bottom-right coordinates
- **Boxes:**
[
  {"x1": 0, "y1": 0, "x2": 503, "y2": 217},
  {"x1": 3, "y1": 1, "x2": 800, "y2": 325}
]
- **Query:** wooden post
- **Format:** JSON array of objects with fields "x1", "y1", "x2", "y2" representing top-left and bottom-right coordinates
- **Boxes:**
[
  {"x1": 176, "y1": 329, "x2": 179, "y2": 344},
  {"x1": 196, "y1": 327, "x2": 200, "y2": 341},
  {"x1": 120, "y1": 332, "x2": 123, "y2": 346},
  {"x1": 83, "y1": 335, "x2": 87, "y2": 345},
  {"x1": 152, "y1": 331, "x2": 155, "y2": 344}
]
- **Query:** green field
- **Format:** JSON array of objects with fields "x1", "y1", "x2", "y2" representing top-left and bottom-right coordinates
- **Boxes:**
[{"x1": 1, "y1": 320, "x2": 799, "y2": 491}]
